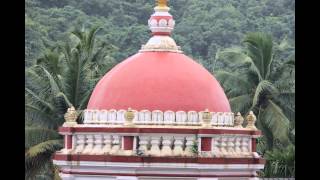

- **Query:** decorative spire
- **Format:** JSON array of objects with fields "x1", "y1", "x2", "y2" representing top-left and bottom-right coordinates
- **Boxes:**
[
  {"x1": 245, "y1": 111, "x2": 257, "y2": 130},
  {"x1": 234, "y1": 112, "x2": 244, "y2": 128},
  {"x1": 140, "y1": 0, "x2": 182, "y2": 53},
  {"x1": 201, "y1": 109, "x2": 212, "y2": 128},
  {"x1": 155, "y1": 0, "x2": 169, "y2": 11},
  {"x1": 63, "y1": 106, "x2": 78, "y2": 127},
  {"x1": 124, "y1": 108, "x2": 135, "y2": 127}
]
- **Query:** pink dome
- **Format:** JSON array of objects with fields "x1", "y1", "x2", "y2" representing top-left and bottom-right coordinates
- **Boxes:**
[{"x1": 87, "y1": 52, "x2": 231, "y2": 112}]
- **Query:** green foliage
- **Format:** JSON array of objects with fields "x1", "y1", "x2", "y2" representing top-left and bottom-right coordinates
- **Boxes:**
[
  {"x1": 25, "y1": 140, "x2": 63, "y2": 179},
  {"x1": 25, "y1": 0, "x2": 294, "y2": 69},
  {"x1": 215, "y1": 32, "x2": 294, "y2": 149},
  {"x1": 263, "y1": 145, "x2": 295, "y2": 177},
  {"x1": 191, "y1": 140, "x2": 199, "y2": 155},
  {"x1": 25, "y1": 26, "x2": 116, "y2": 179}
]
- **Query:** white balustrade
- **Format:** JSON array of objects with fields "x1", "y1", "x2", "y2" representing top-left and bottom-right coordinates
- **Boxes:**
[
  {"x1": 68, "y1": 133, "x2": 254, "y2": 158},
  {"x1": 82, "y1": 109, "x2": 235, "y2": 127}
]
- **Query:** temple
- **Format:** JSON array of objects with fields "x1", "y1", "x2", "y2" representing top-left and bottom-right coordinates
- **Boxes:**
[{"x1": 53, "y1": 1, "x2": 265, "y2": 179}]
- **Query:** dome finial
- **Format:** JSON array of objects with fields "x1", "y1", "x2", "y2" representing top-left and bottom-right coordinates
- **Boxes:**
[
  {"x1": 157, "y1": 0, "x2": 168, "y2": 7},
  {"x1": 155, "y1": 0, "x2": 170, "y2": 11}
]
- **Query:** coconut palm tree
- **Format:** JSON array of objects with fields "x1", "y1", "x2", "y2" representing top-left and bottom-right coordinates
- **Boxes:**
[
  {"x1": 25, "y1": 127, "x2": 62, "y2": 180},
  {"x1": 214, "y1": 32, "x2": 295, "y2": 150},
  {"x1": 25, "y1": 26, "x2": 117, "y2": 179}
]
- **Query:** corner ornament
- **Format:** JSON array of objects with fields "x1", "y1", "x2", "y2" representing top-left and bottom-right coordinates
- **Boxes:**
[
  {"x1": 63, "y1": 106, "x2": 78, "y2": 127},
  {"x1": 124, "y1": 108, "x2": 135, "y2": 127},
  {"x1": 234, "y1": 112, "x2": 244, "y2": 128},
  {"x1": 245, "y1": 111, "x2": 257, "y2": 130},
  {"x1": 202, "y1": 109, "x2": 212, "y2": 128}
]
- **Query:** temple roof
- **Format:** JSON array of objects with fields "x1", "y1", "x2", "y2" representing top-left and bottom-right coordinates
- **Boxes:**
[{"x1": 87, "y1": 0, "x2": 231, "y2": 112}]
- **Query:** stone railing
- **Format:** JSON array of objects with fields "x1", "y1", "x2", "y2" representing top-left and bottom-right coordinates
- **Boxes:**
[
  {"x1": 59, "y1": 128, "x2": 261, "y2": 158},
  {"x1": 60, "y1": 108, "x2": 260, "y2": 158},
  {"x1": 83, "y1": 109, "x2": 234, "y2": 127}
]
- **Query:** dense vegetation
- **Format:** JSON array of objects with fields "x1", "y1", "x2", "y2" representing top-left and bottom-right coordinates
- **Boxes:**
[{"x1": 25, "y1": 0, "x2": 295, "y2": 179}]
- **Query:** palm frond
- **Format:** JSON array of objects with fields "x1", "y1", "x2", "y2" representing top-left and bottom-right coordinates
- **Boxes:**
[
  {"x1": 261, "y1": 100, "x2": 290, "y2": 145},
  {"x1": 214, "y1": 70, "x2": 253, "y2": 97},
  {"x1": 25, "y1": 140, "x2": 63, "y2": 179},
  {"x1": 229, "y1": 94, "x2": 252, "y2": 114},
  {"x1": 244, "y1": 32, "x2": 273, "y2": 80},
  {"x1": 25, "y1": 128, "x2": 61, "y2": 149},
  {"x1": 25, "y1": 88, "x2": 54, "y2": 111},
  {"x1": 252, "y1": 80, "x2": 279, "y2": 108},
  {"x1": 25, "y1": 104, "x2": 57, "y2": 128}
]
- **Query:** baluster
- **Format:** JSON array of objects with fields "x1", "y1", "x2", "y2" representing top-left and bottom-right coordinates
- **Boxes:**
[
  {"x1": 164, "y1": 111, "x2": 175, "y2": 125},
  {"x1": 117, "y1": 110, "x2": 126, "y2": 124},
  {"x1": 234, "y1": 137, "x2": 242, "y2": 157},
  {"x1": 184, "y1": 136, "x2": 196, "y2": 156},
  {"x1": 92, "y1": 110, "x2": 99, "y2": 124},
  {"x1": 138, "y1": 111, "x2": 144, "y2": 125},
  {"x1": 217, "y1": 112, "x2": 224, "y2": 126},
  {"x1": 149, "y1": 136, "x2": 161, "y2": 156},
  {"x1": 173, "y1": 136, "x2": 185, "y2": 156},
  {"x1": 84, "y1": 110, "x2": 93, "y2": 124},
  {"x1": 91, "y1": 134, "x2": 103, "y2": 155},
  {"x1": 109, "y1": 135, "x2": 121, "y2": 155},
  {"x1": 108, "y1": 109, "x2": 117, "y2": 124},
  {"x1": 223, "y1": 113, "x2": 230, "y2": 127},
  {"x1": 230, "y1": 112, "x2": 235, "y2": 126},
  {"x1": 188, "y1": 111, "x2": 198, "y2": 125},
  {"x1": 241, "y1": 137, "x2": 250, "y2": 157},
  {"x1": 82, "y1": 134, "x2": 94, "y2": 154},
  {"x1": 100, "y1": 110, "x2": 108, "y2": 124},
  {"x1": 211, "y1": 112, "x2": 218, "y2": 126},
  {"x1": 212, "y1": 136, "x2": 221, "y2": 157},
  {"x1": 102, "y1": 134, "x2": 112, "y2": 154},
  {"x1": 74, "y1": 134, "x2": 86, "y2": 154},
  {"x1": 220, "y1": 137, "x2": 228, "y2": 156},
  {"x1": 138, "y1": 136, "x2": 150, "y2": 155},
  {"x1": 152, "y1": 110, "x2": 163, "y2": 125},
  {"x1": 161, "y1": 136, "x2": 173, "y2": 156},
  {"x1": 226, "y1": 136, "x2": 235, "y2": 157}
]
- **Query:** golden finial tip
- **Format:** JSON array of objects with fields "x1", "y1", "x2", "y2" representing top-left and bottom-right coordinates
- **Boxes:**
[{"x1": 157, "y1": 0, "x2": 168, "y2": 7}]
